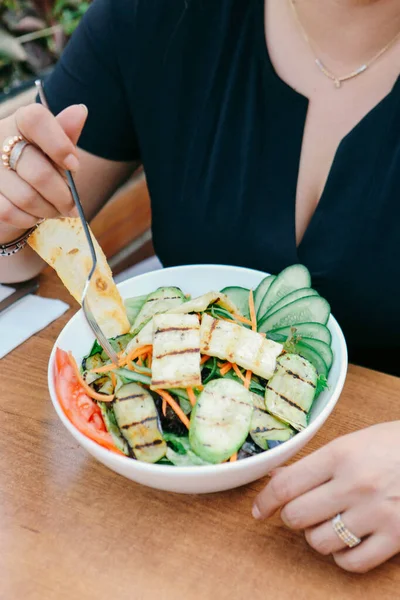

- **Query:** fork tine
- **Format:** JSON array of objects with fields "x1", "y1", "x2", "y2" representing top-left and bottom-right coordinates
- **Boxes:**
[{"x1": 83, "y1": 299, "x2": 120, "y2": 365}]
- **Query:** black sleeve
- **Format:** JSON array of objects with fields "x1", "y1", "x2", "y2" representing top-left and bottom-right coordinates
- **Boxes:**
[{"x1": 42, "y1": 0, "x2": 140, "y2": 162}]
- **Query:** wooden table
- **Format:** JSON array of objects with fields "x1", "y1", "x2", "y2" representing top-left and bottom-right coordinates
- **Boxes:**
[{"x1": 1, "y1": 269, "x2": 399, "y2": 600}]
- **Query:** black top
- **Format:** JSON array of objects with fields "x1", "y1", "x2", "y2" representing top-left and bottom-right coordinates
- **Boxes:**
[{"x1": 44, "y1": 0, "x2": 400, "y2": 375}]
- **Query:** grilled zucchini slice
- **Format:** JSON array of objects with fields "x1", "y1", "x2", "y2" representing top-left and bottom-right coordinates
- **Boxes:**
[
  {"x1": 113, "y1": 383, "x2": 167, "y2": 463},
  {"x1": 130, "y1": 286, "x2": 186, "y2": 335},
  {"x1": 189, "y1": 379, "x2": 254, "y2": 463},
  {"x1": 250, "y1": 393, "x2": 295, "y2": 450},
  {"x1": 265, "y1": 354, "x2": 317, "y2": 431},
  {"x1": 98, "y1": 402, "x2": 130, "y2": 456}
]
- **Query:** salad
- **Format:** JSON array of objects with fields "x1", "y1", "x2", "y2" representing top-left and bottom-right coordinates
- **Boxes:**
[{"x1": 54, "y1": 264, "x2": 333, "y2": 466}]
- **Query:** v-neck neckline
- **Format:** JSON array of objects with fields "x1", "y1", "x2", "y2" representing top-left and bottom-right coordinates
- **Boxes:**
[{"x1": 254, "y1": 0, "x2": 400, "y2": 260}]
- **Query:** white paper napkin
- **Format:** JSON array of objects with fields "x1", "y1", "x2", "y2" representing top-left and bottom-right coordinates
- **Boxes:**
[{"x1": 0, "y1": 284, "x2": 69, "y2": 359}]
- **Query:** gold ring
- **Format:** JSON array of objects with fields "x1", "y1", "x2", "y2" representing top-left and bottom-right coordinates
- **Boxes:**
[
  {"x1": 332, "y1": 514, "x2": 361, "y2": 548},
  {"x1": 2, "y1": 134, "x2": 24, "y2": 170},
  {"x1": 9, "y1": 140, "x2": 29, "y2": 171}
]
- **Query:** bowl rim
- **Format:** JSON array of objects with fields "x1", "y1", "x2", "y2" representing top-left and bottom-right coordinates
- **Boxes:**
[{"x1": 47, "y1": 263, "x2": 348, "y2": 474}]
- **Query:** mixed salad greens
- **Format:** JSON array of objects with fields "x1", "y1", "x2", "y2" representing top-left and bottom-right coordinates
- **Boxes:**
[{"x1": 54, "y1": 264, "x2": 333, "y2": 466}]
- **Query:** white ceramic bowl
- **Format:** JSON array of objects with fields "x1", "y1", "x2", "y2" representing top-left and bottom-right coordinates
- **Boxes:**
[{"x1": 48, "y1": 265, "x2": 348, "y2": 494}]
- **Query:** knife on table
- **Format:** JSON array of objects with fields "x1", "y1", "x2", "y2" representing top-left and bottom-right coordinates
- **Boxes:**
[{"x1": 0, "y1": 278, "x2": 40, "y2": 315}]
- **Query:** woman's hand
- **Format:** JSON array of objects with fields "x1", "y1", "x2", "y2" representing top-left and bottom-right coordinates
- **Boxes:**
[
  {"x1": 0, "y1": 102, "x2": 87, "y2": 234},
  {"x1": 253, "y1": 422, "x2": 400, "y2": 573}
]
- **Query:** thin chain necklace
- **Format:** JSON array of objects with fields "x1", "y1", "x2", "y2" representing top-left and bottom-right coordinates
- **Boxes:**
[{"x1": 288, "y1": 0, "x2": 400, "y2": 88}]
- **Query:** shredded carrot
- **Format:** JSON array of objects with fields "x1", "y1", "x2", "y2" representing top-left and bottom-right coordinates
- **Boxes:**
[
  {"x1": 162, "y1": 398, "x2": 167, "y2": 416},
  {"x1": 155, "y1": 390, "x2": 190, "y2": 429},
  {"x1": 89, "y1": 362, "x2": 118, "y2": 374},
  {"x1": 186, "y1": 387, "x2": 197, "y2": 407},
  {"x1": 196, "y1": 385, "x2": 204, "y2": 391},
  {"x1": 68, "y1": 352, "x2": 115, "y2": 402},
  {"x1": 229, "y1": 452, "x2": 238, "y2": 462},
  {"x1": 220, "y1": 362, "x2": 233, "y2": 376},
  {"x1": 249, "y1": 289, "x2": 257, "y2": 332},
  {"x1": 119, "y1": 344, "x2": 153, "y2": 367},
  {"x1": 147, "y1": 353, "x2": 152, "y2": 368},
  {"x1": 201, "y1": 355, "x2": 211, "y2": 365},
  {"x1": 232, "y1": 363, "x2": 247, "y2": 384},
  {"x1": 244, "y1": 369, "x2": 252, "y2": 389},
  {"x1": 232, "y1": 313, "x2": 253, "y2": 326},
  {"x1": 110, "y1": 371, "x2": 117, "y2": 388}
]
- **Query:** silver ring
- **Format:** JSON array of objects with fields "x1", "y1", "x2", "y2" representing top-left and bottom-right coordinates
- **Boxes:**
[
  {"x1": 332, "y1": 514, "x2": 362, "y2": 548},
  {"x1": 9, "y1": 140, "x2": 29, "y2": 171}
]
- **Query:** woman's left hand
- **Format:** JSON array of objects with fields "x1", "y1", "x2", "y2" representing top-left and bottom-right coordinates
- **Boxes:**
[{"x1": 252, "y1": 421, "x2": 400, "y2": 573}]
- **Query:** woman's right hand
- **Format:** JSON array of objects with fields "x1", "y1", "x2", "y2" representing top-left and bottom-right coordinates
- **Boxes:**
[{"x1": 0, "y1": 102, "x2": 88, "y2": 234}]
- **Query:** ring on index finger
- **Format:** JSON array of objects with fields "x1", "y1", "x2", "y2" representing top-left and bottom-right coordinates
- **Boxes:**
[{"x1": 2, "y1": 135, "x2": 30, "y2": 171}]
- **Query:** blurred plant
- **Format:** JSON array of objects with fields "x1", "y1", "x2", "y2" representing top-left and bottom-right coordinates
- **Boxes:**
[
  {"x1": 53, "y1": 0, "x2": 91, "y2": 35},
  {"x1": 0, "y1": 0, "x2": 91, "y2": 97}
]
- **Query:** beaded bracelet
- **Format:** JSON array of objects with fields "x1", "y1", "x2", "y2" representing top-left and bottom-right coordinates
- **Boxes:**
[{"x1": 0, "y1": 226, "x2": 37, "y2": 257}]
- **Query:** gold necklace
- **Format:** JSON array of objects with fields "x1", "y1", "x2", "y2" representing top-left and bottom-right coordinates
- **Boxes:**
[{"x1": 288, "y1": 0, "x2": 400, "y2": 88}]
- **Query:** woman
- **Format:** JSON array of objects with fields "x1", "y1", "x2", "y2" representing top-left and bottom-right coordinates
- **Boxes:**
[{"x1": 0, "y1": 0, "x2": 399, "y2": 572}]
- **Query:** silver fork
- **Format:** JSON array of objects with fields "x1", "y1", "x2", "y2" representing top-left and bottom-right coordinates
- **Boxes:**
[{"x1": 35, "y1": 80, "x2": 120, "y2": 366}]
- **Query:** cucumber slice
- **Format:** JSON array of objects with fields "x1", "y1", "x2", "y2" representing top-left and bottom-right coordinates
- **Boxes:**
[
  {"x1": 266, "y1": 332, "x2": 332, "y2": 374},
  {"x1": 262, "y1": 287, "x2": 319, "y2": 320},
  {"x1": 300, "y1": 337, "x2": 333, "y2": 370},
  {"x1": 114, "y1": 383, "x2": 167, "y2": 463},
  {"x1": 220, "y1": 286, "x2": 250, "y2": 318},
  {"x1": 258, "y1": 295, "x2": 331, "y2": 333},
  {"x1": 269, "y1": 322, "x2": 332, "y2": 345},
  {"x1": 263, "y1": 332, "x2": 331, "y2": 377},
  {"x1": 254, "y1": 275, "x2": 275, "y2": 317},
  {"x1": 265, "y1": 354, "x2": 317, "y2": 431},
  {"x1": 114, "y1": 368, "x2": 152, "y2": 386},
  {"x1": 257, "y1": 264, "x2": 311, "y2": 319},
  {"x1": 295, "y1": 341, "x2": 329, "y2": 377},
  {"x1": 189, "y1": 379, "x2": 254, "y2": 463}
]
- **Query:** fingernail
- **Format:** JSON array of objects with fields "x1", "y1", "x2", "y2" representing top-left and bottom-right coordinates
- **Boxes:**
[
  {"x1": 252, "y1": 504, "x2": 262, "y2": 520},
  {"x1": 280, "y1": 511, "x2": 290, "y2": 527},
  {"x1": 79, "y1": 104, "x2": 88, "y2": 115},
  {"x1": 64, "y1": 153, "x2": 79, "y2": 171}
]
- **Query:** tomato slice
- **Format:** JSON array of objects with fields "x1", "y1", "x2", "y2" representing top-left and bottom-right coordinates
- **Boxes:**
[{"x1": 54, "y1": 348, "x2": 123, "y2": 454}]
